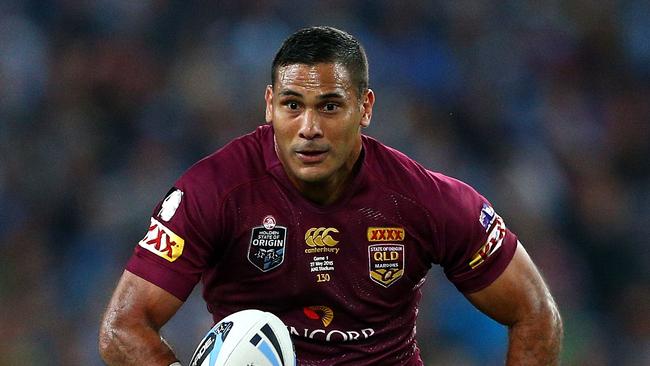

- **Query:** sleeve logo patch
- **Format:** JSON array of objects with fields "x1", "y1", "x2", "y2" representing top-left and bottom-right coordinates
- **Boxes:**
[
  {"x1": 470, "y1": 204, "x2": 506, "y2": 269},
  {"x1": 138, "y1": 217, "x2": 185, "y2": 262},
  {"x1": 479, "y1": 203, "x2": 496, "y2": 230},
  {"x1": 158, "y1": 188, "x2": 183, "y2": 222}
]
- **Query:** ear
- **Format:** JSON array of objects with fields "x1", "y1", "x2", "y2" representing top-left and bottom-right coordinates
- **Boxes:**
[
  {"x1": 265, "y1": 85, "x2": 274, "y2": 124},
  {"x1": 359, "y1": 89, "x2": 375, "y2": 128}
]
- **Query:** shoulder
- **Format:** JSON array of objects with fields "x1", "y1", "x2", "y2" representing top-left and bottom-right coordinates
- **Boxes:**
[
  {"x1": 177, "y1": 125, "x2": 272, "y2": 196},
  {"x1": 362, "y1": 135, "x2": 476, "y2": 201},
  {"x1": 362, "y1": 135, "x2": 486, "y2": 223}
]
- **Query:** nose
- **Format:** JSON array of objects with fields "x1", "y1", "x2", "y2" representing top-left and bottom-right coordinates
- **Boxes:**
[{"x1": 298, "y1": 109, "x2": 323, "y2": 140}]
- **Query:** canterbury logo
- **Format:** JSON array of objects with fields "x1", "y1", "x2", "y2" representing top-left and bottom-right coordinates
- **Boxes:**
[
  {"x1": 305, "y1": 228, "x2": 339, "y2": 247},
  {"x1": 367, "y1": 227, "x2": 405, "y2": 242}
]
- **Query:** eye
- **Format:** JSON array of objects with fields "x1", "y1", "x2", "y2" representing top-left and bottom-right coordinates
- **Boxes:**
[
  {"x1": 280, "y1": 100, "x2": 300, "y2": 111},
  {"x1": 323, "y1": 103, "x2": 338, "y2": 112}
]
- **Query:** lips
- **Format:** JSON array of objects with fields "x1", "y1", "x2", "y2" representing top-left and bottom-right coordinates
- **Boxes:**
[{"x1": 295, "y1": 148, "x2": 328, "y2": 164}]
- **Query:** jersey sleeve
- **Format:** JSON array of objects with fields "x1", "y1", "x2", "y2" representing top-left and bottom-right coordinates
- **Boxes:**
[
  {"x1": 125, "y1": 167, "x2": 222, "y2": 301},
  {"x1": 431, "y1": 174, "x2": 518, "y2": 293}
]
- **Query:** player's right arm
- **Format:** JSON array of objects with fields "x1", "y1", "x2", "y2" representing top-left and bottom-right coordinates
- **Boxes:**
[
  {"x1": 99, "y1": 270, "x2": 183, "y2": 366},
  {"x1": 98, "y1": 159, "x2": 224, "y2": 365}
]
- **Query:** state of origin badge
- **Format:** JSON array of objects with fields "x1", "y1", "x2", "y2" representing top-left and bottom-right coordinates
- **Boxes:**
[{"x1": 248, "y1": 215, "x2": 288, "y2": 272}]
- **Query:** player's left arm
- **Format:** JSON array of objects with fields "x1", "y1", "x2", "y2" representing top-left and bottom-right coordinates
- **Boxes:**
[{"x1": 464, "y1": 241, "x2": 563, "y2": 365}]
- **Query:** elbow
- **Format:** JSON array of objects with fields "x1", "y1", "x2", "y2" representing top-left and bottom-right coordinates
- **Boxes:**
[
  {"x1": 534, "y1": 291, "x2": 563, "y2": 341},
  {"x1": 98, "y1": 328, "x2": 113, "y2": 363},
  {"x1": 546, "y1": 297, "x2": 564, "y2": 344},
  {"x1": 505, "y1": 296, "x2": 564, "y2": 364},
  {"x1": 535, "y1": 297, "x2": 564, "y2": 358},
  {"x1": 98, "y1": 320, "x2": 117, "y2": 363},
  {"x1": 98, "y1": 311, "x2": 128, "y2": 364},
  {"x1": 518, "y1": 295, "x2": 564, "y2": 350}
]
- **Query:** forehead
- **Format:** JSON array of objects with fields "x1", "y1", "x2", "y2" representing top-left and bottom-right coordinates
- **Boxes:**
[{"x1": 275, "y1": 63, "x2": 353, "y2": 96}]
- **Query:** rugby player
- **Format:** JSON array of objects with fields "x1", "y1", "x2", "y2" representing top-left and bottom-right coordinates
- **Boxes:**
[{"x1": 99, "y1": 26, "x2": 562, "y2": 365}]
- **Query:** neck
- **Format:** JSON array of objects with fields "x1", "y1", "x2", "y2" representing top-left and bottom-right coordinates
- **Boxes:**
[{"x1": 293, "y1": 146, "x2": 364, "y2": 206}]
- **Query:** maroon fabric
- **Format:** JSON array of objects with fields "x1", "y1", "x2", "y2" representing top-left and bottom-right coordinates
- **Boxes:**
[{"x1": 126, "y1": 125, "x2": 517, "y2": 365}]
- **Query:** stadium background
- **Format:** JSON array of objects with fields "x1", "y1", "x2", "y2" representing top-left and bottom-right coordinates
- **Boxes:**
[{"x1": 1, "y1": 1, "x2": 648, "y2": 365}]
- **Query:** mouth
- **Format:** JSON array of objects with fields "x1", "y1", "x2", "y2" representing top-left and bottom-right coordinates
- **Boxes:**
[{"x1": 295, "y1": 149, "x2": 329, "y2": 164}]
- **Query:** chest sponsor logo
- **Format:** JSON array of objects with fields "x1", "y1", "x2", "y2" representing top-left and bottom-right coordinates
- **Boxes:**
[
  {"x1": 292, "y1": 306, "x2": 374, "y2": 342},
  {"x1": 305, "y1": 227, "x2": 340, "y2": 254},
  {"x1": 303, "y1": 306, "x2": 334, "y2": 327},
  {"x1": 289, "y1": 326, "x2": 375, "y2": 342},
  {"x1": 138, "y1": 217, "x2": 185, "y2": 262},
  {"x1": 248, "y1": 220, "x2": 287, "y2": 272},
  {"x1": 367, "y1": 227, "x2": 405, "y2": 242},
  {"x1": 368, "y1": 244, "x2": 404, "y2": 287}
]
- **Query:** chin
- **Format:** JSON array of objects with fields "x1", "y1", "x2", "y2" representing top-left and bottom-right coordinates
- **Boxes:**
[{"x1": 294, "y1": 167, "x2": 332, "y2": 184}]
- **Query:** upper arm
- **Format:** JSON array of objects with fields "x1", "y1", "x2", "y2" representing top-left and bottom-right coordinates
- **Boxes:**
[
  {"x1": 101, "y1": 269, "x2": 183, "y2": 333},
  {"x1": 464, "y1": 242, "x2": 558, "y2": 326}
]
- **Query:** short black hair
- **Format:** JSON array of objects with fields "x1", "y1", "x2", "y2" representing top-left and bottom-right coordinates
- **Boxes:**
[{"x1": 271, "y1": 26, "x2": 369, "y2": 98}]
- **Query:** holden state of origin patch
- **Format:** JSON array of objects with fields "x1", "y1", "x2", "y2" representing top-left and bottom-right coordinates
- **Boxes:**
[{"x1": 247, "y1": 215, "x2": 287, "y2": 272}]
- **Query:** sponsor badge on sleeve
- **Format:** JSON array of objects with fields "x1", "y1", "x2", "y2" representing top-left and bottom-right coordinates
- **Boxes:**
[
  {"x1": 158, "y1": 188, "x2": 183, "y2": 221},
  {"x1": 139, "y1": 218, "x2": 185, "y2": 262},
  {"x1": 470, "y1": 203, "x2": 507, "y2": 269}
]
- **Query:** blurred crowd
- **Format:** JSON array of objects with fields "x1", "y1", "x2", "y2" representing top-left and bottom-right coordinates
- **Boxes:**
[{"x1": 1, "y1": 1, "x2": 648, "y2": 365}]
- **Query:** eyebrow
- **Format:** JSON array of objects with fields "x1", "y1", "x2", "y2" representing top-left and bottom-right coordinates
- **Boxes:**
[{"x1": 278, "y1": 89, "x2": 346, "y2": 100}]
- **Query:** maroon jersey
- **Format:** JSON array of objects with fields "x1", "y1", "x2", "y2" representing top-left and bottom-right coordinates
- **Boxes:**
[{"x1": 127, "y1": 125, "x2": 517, "y2": 365}]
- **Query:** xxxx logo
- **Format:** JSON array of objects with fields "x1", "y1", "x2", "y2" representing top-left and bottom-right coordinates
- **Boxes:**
[
  {"x1": 367, "y1": 227, "x2": 405, "y2": 242},
  {"x1": 305, "y1": 228, "x2": 339, "y2": 247}
]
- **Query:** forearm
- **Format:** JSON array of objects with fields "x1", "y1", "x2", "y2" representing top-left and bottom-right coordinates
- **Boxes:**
[
  {"x1": 99, "y1": 270, "x2": 185, "y2": 365},
  {"x1": 99, "y1": 321, "x2": 179, "y2": 366},
  {"x1": 505, "y1": 304, "x2": 563, "y2": 365}
]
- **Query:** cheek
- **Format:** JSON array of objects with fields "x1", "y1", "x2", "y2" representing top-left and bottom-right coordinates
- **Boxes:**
[
  {"x1": 273, "y1": 125, "x2": 298, "y2": 154},
  {"x1": 274, "y1": 129, "x2": 290, "y2": 148},
  {"x1": 328, "y1": 128, "x2": 356, "y2": 157},
  {"x1": 276, "y1": 124, "x2": 297, "y2": 144},
  {"x1": 342, "y1": 118, "x2": 361, "y2": 140}
]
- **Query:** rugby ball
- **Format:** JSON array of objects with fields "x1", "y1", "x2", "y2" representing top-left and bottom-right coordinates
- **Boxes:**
[{"x1": 188, "y1": 309, "x2": 295, "y2": 366}]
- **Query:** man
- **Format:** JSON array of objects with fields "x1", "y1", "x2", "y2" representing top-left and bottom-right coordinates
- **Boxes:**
[{"x1": 99, "y1": 26, "x2": 562, "y2": 365}]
